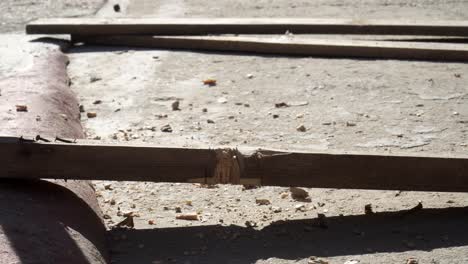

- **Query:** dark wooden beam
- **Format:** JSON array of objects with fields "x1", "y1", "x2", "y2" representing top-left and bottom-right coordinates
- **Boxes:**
[
  {"x1": 26, "y1": 18, "x2": 468, "y2": 36},
  {"x1": 1, "y1": 137, "x2": 467, "y2": 192},
  {"x1": 74, "y1": 35, "x2": 468, "y2": 62}
]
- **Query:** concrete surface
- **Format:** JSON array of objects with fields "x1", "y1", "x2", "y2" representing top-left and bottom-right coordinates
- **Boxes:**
[{"x1": 2, "y1": 0, "x2": 468, "y2": 263}]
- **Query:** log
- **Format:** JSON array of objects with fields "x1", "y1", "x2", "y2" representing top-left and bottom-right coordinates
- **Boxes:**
[
  {"x1": 1, "y1": 136, "x2": 468, "y2": 192},
  {"x1": 74, "y1": 35, "x2": 468, "y2": 62},
  {"x1": 26, "y1": 18, "x2": 468, "y2": 36}
]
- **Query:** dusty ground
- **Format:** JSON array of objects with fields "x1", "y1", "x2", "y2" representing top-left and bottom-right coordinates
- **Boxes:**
[{"x1": 2, "y1": 0, "x2": 468, "y2": 264}]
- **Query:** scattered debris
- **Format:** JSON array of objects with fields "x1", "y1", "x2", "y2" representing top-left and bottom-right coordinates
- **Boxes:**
[
  {"x1": 297, "y1": 125, "x2": 307, "y2": 132},
  {"x1": 15, "y1": 105, "x2": 28, "y2": 112},
  {"x1": 161, "y1": 124, "x2": 173, "y2": 133},
  {"x1": 290, "y1": 187, "x2": 310, "y2": 201},
  {"x1": 255, "y1": 199, "x2": 271, "y2": 205},
  {"x1": 87, "y1": 112, "x2": 97, "y2": 118},
  {"x1": 176, "y1": 214, "x2": 199, "y2": 221},
  {"x1": 172, "y1": 101, "x2": 180, "y2": 111},
  {"x1": 364, "y1": 204, "x2": 374, "y2": 215},
  {"x1": 203, "y1": 79, "x2": 217, "y2": 86},
  {"x1": 308, "y1": 256, "x2": 329, "y2": 264}
]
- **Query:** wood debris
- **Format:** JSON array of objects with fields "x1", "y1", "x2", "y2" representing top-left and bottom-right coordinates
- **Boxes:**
[
  {"x1": 176, "y1": 213, "x2": 199, "y2": 221},
  {"x1": 15, "y1": 105, "x2": 28, "y2": 112},
  {"x1": 87, "y1": 112, "x2": 97, "y2": 118},
  {"x1": 203, "y1": 79, "x2": 217, "y2": 86}
]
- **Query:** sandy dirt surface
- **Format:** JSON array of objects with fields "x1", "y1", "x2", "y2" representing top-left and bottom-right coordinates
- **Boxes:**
[{"x1": 2, "y1": 0, "x2": 468, "y2": 263}]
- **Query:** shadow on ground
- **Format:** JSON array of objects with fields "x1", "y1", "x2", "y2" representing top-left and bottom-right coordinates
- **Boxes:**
[{"x1": 109, "y1": 206, "x2": 468, "y2": 264}]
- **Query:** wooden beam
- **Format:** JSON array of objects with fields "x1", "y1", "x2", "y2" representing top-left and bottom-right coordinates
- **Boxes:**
[
  {"x1": 26, "y1": 18, "x2": 468, "y2": 36},
  {"x1": 74, "y1": 35, "x2": 468, "y2": 62},
  {"x1": 1, "y1": 137, "x2": 468, "y2": 192}
]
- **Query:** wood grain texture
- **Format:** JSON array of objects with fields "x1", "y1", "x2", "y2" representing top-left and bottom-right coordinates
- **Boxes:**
[
  {"x1": 26, "y1": 18, "x2": 468, "y2": 36},
  {"x1": 74, "y1": 35, "x2": 468, "y2": 62},
  {"x1": 1, "y1": 137, "x2": 467, "y2": 192}
]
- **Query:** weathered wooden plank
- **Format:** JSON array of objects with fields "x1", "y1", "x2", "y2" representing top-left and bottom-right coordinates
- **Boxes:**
[
  {"x1": 74, "y1": 35, "x2": 468, "y2": 62},
  {"x1": 1, "y1": 137, "x2": 468, "y2": 192},
  {"x1": 26, "y1": 18, "x2": 468, "y2": 36}
]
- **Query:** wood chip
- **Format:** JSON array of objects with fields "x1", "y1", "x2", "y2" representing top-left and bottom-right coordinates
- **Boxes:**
[
  {"x1": 15, "y1": 105, "x2": 28, "y2": 112},
  {"x1": 87, "y1": 112, "x2": 97, "y2": 118},
  {"x1": 176, "y1": 213, "x2": 199, "y2": 221},
  {"x1": 203, "y1": 79, "x2": 217, "y2": 86}
]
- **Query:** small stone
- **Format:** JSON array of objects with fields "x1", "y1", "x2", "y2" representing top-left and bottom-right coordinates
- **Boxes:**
[
  {"x1": 113, "y1": 4, "x2": 121, "y2": 12},
  {"x1": 296, "y1": 113, "x2": 304, "y2": 119},
  {"x1": 172, "y1": 101, "x2": 180, "y2": 111},
  {"x1": 79, "y1": 105, "x2": 85, "y2": 113},
  {"x1": 245, "y1": 221, "x2": 257, "y2": 228},
  {"x1": 272, "y1": 206, "x2": 282, "y2": 213},
  {"x1": 454, "y1": 73, "x2": 461, "y2": 78},
  {"x1": 246, "y1": 74, "x2": 254, "y2": 79},
  {"x1": 185, "y1": 200, "x2": 193, "y2": 206},
  {"x1": 346, "y1": 122, "x2": 356, "y2": 127},
  {"x1": 290, "y1": 187, "x2": 310, "y2": 201},
  {"x1": 344, "y1": 260, "x2": 360, "y2": 264},
  {"x1": 273, "y1": 114, "x2": 279, "y2": 119},
  {"x1": 87, "y1": 112, "x2": 97, "y2": 118},
  {"x1": 406, "y1": 258, "x2": 419, "y2": 264},
  {"x1": 365, "y1": 204, "x2": 374, "y2": 215},
  {"x1": 15, "y1": 105, "x2": 28, "y2": 112},
  {"x1": 90, "y1": 76, "x2": 102, "y2": 83},
  {"x1": 148, "y1": 220, "x2": 155, "y2": 225},
  {"x1": 275, "y1": 102, "x2": 289, "y2": 108},
  {"x1": 104, "y1": 183, "x2": 113, "y2": 190},
  {"x1": 161, "y1": 124, "x2": 173, "y2": 133},
  {"x1": 255, "y1": 199, "x2": 271, "y2": 205},
  {"x1": 207, "y1": 119, "x2": 215, "y2": 124},
  {"x1": 280, "y1": 192, "x2": 289, "y2": 199},
  {"x1": 103, "y1": 214, "x2": 111, "y2": 219},
  {"x1": 296, "y1": 125, "x2": 307, "y2": 132},
  {"x1": 93, "y1": 100, "x2": 102, "y2": 105},
  {"x1": 116, "y1": 215, "x2": 134, "y2": 228},
  {"x1": 110, "y1": 199, "x2": 116, "y2": 205},
  {"x1": 295, "y1": 204, "x2": 306, "y2": 212},
  {"x1": 217, "y1": 97, "x2": 228, "y2": 104},
  {"x1": 308, "y1": 256, "x2": 329, "y2": 264},
  {"x1": 175, "y1": 207, "x2": 182, "y2": 213},
  {"x1": 202, "y1": 108, "x2": 208, "y2": 113}
]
